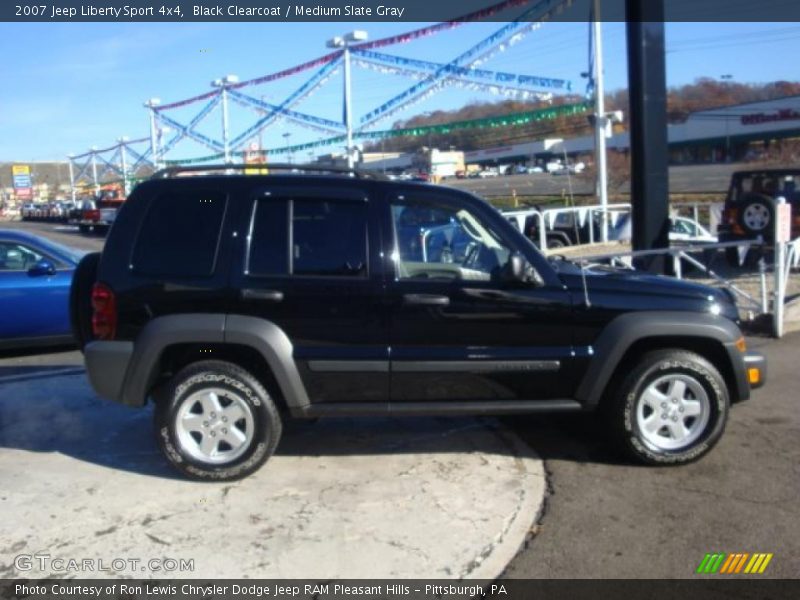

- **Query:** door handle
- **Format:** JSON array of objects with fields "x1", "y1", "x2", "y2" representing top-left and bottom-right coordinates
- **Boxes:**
[
  {"x1": 403, "y1": 293, "x2": 450, "y2": 307},
  {"x1": 241, "y1": 289, "x2": 284, "y2": 302}
]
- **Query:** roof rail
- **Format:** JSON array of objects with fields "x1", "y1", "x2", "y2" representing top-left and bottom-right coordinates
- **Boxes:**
[{"x1": 150, "y1": 163, "x2": 389, "y2": 181}]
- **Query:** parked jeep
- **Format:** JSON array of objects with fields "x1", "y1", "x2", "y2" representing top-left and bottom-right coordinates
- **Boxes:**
[
  {"x1": 719, "y1": 169, "x2": 800, "y2": 265},
  {"x1": 72, "y1": 165, "x2": 766, "y2": 480}
]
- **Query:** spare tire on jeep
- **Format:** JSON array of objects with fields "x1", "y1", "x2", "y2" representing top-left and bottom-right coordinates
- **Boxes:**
[{"x1": 738, "y1": 193, "x2": 775, "y2": 239}]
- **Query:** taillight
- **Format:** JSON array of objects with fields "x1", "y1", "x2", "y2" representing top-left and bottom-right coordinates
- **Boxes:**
[
  {"x1": 723, "y1": 207, "x2": 738, "y2": 225},
  {"x1": 91, "y1": 283, "x2": 117, "y2": 340}
]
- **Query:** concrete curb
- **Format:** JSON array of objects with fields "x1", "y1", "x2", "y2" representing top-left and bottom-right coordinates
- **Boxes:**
[{"x1": 0, "y1": 374, "x2": 545, "y2": 580}]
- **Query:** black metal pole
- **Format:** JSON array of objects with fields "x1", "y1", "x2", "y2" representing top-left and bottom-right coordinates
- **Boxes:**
[{"x1": 626, "y1": 0, "x2": 669, "y2": 271}]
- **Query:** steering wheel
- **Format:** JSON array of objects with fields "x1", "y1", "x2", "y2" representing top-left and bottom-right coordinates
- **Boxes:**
[{"x1": 463, "y1": 244, "x2": 482, "y2": 270}]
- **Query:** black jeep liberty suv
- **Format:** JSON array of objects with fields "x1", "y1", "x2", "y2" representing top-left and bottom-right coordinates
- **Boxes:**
[{"x1": 71, "y1": 165, "x2": 766, "y2": 480}]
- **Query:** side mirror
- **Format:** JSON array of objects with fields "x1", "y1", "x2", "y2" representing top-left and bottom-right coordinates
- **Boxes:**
[
  {"x1": 28, "y1": 259, "x2": 56, "y2": 277},
  {"x1": 504, "y1": 253, "x2": 526, "y2": 282},
  {"x1": 502, "y1": 252, "x2": 542, "y2": 286}
]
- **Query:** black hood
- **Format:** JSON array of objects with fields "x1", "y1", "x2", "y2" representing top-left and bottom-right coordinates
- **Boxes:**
[{"x1": 551, "y1": 259, "x2": 738, "y2": 319}]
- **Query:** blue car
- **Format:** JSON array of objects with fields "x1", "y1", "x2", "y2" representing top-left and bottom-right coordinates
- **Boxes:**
[{"x1": 0, "y1": 229, "x2": 84, "y2": 349}]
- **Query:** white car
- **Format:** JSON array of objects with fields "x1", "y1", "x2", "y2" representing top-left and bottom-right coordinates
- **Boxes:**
[
  {"x1": 478, "y1": 170, "x2": 499, "y2": 178},
  {"x1": 669, "y1": 216, "x2": 717, "y2": 243},
  {"x1": 612, "y1": 214, "x2": 717, "y2": 244}
]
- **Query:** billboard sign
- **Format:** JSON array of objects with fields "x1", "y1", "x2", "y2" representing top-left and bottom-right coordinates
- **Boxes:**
[{"x1": 11, "y1": 164, "x2": 32, "y2": 199}]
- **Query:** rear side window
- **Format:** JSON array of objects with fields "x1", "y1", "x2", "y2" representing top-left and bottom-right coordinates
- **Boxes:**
[
  {"x1": 132, "y1": 190, "x2": 227, "y2": 277},
  {"x1": 247, "y1": 197, "x2": 367, "y2": 277}
]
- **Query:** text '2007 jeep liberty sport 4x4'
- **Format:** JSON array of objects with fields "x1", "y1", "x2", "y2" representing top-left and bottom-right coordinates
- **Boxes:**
[{"x1": 71, "y1": 165, "x2": 766, "y2": 480}]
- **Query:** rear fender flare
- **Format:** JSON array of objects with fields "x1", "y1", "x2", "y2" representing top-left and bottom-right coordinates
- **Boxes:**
[{"x1": 121, "y1": 314, "x2": 310, "y2": 410}]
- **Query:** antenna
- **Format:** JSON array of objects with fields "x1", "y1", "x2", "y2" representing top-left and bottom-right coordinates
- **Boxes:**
[{"x1": 579, "y1": 260, "x2": 592, "y2": 308}]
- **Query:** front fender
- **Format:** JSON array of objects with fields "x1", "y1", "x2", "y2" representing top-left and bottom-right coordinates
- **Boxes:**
[{"x1": 575, "y1": 312, "x2": 749, "y2": 407}]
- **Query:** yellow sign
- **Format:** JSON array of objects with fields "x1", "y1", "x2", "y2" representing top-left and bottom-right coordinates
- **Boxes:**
[
  {"x1": 12, "y1": 165, "x2": 30, "y2": 175},
  {"x1": 244, "y1": 148, "x2": 269, "y2": 175}
]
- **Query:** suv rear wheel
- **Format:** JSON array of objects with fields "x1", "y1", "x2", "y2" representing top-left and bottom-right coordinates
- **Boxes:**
[
  {"x1": 154, "y1": 360, "x2": 281, "y2": 481},
  {"x1": 607, "y1": 349, "x2": 729, "y2": 465}
]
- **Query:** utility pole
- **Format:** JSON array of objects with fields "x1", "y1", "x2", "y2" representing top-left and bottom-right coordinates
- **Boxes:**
[
  {"x1": 328, "y1": 30, "x2": 368, "y2": 169},
  {"x1": 593, "y1": 0, "x2": 609, "y2": 242},
  {"x1": 90, "y1": 147, "x2": 99, "y2": 195},
  {"x1": 118, "y1": 137, "x2": 129, "y2": 195},
  {"x1": 67, "y1": 155, "x2": 76, "y2": 203},
  {"x1": 626, "y1": 0, "x2": 669, "y2": 269}
]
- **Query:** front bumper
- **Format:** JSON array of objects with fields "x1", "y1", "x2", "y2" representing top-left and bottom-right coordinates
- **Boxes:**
[
  {"x1": 744, "y1": 350, "x2": 767, "y2": 390},
  {"x1": 84, "y1": 340, "x2": 134, "y2": 404}
]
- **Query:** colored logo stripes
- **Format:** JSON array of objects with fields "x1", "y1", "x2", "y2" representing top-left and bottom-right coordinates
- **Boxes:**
[{"x1": 696, "y1": 552, "x2": 773, "y2": 574}]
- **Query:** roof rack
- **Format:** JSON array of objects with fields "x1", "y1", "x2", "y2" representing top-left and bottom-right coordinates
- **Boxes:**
[{"x1": 150, "y1": 163, "x2": 389, "y2": 181}]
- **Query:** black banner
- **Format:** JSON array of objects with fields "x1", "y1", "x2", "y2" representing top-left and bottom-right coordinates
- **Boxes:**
[
  {"x1": 3, "y1": 0, "x2": 800, "y2": 22},
  {"x1": 3, "y1": 580, "x2": 800, "y2": 600}
]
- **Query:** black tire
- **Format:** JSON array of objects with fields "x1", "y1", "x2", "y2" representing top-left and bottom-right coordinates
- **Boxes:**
[
  {"x1": 69, "y1": 252, "x2": 100, "y2": 352},
  {"x1": 546, "y1": 236, "x2": 568, "y2": 250},
  {"x1": 606, "y1": 349, "x2": 729, "y2": 465},
  {"x1": 154, "y1": 360, "x2": 282, "y2": 481},
  {"x1": 78, "y1": 224, "x2": 90, "y2": 234},
  {"x1": 738, "y1": 194, "x2": 775, "y2": 238}
]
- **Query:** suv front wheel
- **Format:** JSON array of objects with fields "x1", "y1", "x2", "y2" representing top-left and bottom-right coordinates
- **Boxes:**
[
  {"x1": 608, "y1": 350, "x2": 729, "y2": 465},
  {"x1": 154, "y1": 360, "x2": 282, "y2": 480}
]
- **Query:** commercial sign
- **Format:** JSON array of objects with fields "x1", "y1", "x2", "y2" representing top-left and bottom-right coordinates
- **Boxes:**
[
  {"x1": 11, "y1": 164, "x2": 32, "y2": 198},
  {"x1": 740, "y1": 108, "x2": 800, "y2": 126}
]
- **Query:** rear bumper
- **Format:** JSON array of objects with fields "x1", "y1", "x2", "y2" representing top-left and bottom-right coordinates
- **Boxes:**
[
  {"x1": 743, "y1": 350, "x2": 767, "y2": 390},
  {"x1": 84, "y1": 340, "x2": 134, "y2": 404}
]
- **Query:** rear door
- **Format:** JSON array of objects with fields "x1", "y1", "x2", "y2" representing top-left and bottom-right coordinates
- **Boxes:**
[
  {"x1": 384, "y1": 190, "x2": 578, "y2": 403},
  {"x1": 230, "y1": 184, "x2": 389, "y2": 404}
]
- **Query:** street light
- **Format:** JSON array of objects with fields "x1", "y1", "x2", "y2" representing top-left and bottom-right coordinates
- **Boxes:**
[
  {"x1": 211, "y1": 74, "x2": 239, "y2": 163},
  {"x1": 720, "y1": 75, "x2": 734, "y2": 161},
  {"x1": 327, "y1": 30, "x2": 368, "y2": 169}
]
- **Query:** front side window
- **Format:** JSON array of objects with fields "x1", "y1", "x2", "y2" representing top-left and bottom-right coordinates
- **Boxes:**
[
  {"x1": 247, "y1": 198, "x2": 368, "y2": 278},
  {"x1": 391, "y1": 201, "x2": 514, "y2": 282},
  {"x1": 132, "y1": 190, "x2": 227, "y2": 277}
]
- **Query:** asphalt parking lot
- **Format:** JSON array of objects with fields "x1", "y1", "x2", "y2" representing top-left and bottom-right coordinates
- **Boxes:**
[{"x1": 1, "y1": 220, "x2": 797, "y2": 579}]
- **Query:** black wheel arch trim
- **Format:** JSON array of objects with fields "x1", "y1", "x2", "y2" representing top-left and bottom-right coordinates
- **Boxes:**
[
  {"x1": 575, "y1": 311, "x2": 751, "y2": 408},
  {"x1": 108, "y1": 313, "x2": 309, "y2": 410}
]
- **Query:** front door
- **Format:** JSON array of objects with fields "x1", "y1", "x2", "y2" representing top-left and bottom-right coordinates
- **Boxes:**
[
  {"x1": 231, "y1": 186, "x2": 389, "y2": 404},
  {"x1": 0, "y1": 240, "x2": 71, "y2": 342},
  {"x1": 385, "y1": 191, "x2": 576, "y2": 402}
]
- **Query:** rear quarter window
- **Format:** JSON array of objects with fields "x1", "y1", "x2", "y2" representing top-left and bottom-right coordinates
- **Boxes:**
[{"x1": 131, "y1": 190, "x2": 227, "y2": 277}]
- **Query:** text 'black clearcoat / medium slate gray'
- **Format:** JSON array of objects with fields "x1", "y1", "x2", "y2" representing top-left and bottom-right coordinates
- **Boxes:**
[{"x1": 71, "y1": 165, "x2": 767, "y2": 480}]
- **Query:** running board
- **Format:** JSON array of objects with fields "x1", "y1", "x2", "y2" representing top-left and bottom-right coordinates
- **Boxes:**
[{"x1": 296, "y1": 399, "x2": 583, "y2": 418}]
